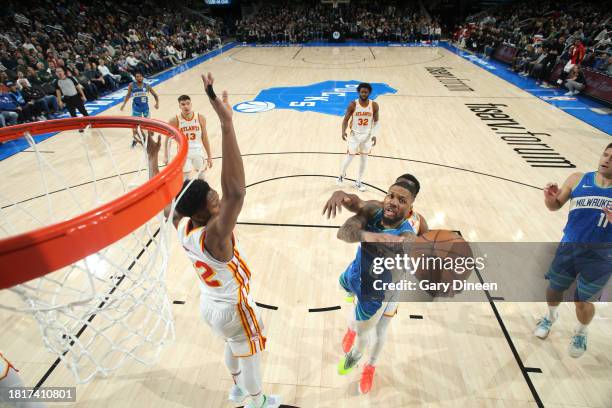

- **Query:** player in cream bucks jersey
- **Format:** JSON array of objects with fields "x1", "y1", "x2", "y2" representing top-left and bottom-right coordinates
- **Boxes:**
[
  {"x1": 146, "y1": 73, "x2": 280, "y2": 408},
  {"x1": 337, "y1": 83, "x2": 380, "y2": 192},
  {"x1": 534, "y1": 143, "x2": 612, "y2": 358},
  {"x1": 165, "y1": 94, "x2": 213, "y2": 181}
]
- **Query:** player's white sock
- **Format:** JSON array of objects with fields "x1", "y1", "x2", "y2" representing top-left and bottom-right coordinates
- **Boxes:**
[
  {"x1": 576, "y1": 322, "x2": 589, "y2": 334},
  {"x1": 357, "y1": 154, "x2": 368, "y2": 182},
  {"x1": 548, "y1": 306, "x2": 559, "y2": 321},
  {"x1": 224, "y1": 343, "x2": 241, "y2": 383},
  {"x1": 239, "y1": 353, "x2": 264, "y2": 405},
  {"x1": 368, "y1": 316, "x2": 391, "y2": 366},
  {"x1": 340, "y1": 154, "x2": 354, "y2": 177}
]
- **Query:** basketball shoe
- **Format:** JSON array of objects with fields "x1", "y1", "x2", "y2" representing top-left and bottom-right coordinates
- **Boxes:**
[
  {"x1": 246, "y1": 394, "x2": 282, "y2": 408},
  {"x1": 354, "y1": 180, "x2": 366, "y2": 192},
  {"x1": 568, "y1": 330, "x2": 587, "y2": 358},
  {"x1": 359, "y1": 364, "x2": 376, "y2": 394},
  {"x1": 228, "y1": 384, "x2": 247, "y2": 403},
  {"x1": 342, "y1": 328, "x2": 356, "y2": 353},
  {"x1": 534, "y1": 315, "x2": 556, "y2": 339}
]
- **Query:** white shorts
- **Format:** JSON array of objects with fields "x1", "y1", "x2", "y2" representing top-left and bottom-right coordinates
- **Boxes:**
[
  {"x1": 347, "y1": 131, "x2": 373, "y2": 155},
  {"x1": 200, "y1": 296, "x2": 266, "y2": 357},
  {"x1": 184, "y1": 150, "x2": 206, "y2": 174}
]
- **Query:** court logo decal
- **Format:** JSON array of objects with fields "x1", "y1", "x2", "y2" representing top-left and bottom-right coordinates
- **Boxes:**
[
  {"x1": 234, "y1": 101, "x2": 276, "y2": 113},
  {"x1": 233, "y1": 80, "x2": 397, "y2": 116}
]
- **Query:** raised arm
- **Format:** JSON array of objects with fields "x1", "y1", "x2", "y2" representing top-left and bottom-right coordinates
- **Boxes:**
[
  {"x1": 201, "y1": 73, "x2": 245, "y2": 259},
  {"x1": 338, "y1": 202, "x2": 402, "y2": 243},
  {"x1": 544, "y1": 172, "x2": 582, "y2": 211},
  {"x1": 322, "y1": 190, "x2": 382, "y2": 219},
  {"x1": 145, "y1": 132, "x2": 182, "y2": 228},
  {"x1": 341, "y1": 101, "x2": 356, "y2": 141},
  {"x1": 164, "y1": 115, "x2": 178, "y2": 164}
]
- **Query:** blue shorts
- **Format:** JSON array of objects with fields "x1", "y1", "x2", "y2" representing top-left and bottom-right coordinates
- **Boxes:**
[
  {"x1": 546, "y1": 243, "x2": 612, "y2": 301},
  {"x1": 339, "y1": 267, "x2": 382, "y2": 321},
  {"x1": 132, "y1": 109, "x2": 150, "y2": 118}
]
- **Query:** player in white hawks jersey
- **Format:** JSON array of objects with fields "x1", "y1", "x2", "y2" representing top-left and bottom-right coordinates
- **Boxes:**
[
  {"x1": 164, "y1": 94, "x2": 213, "y2": 181},
  {"x1": 146, "y1": 73, "x2": 280, "y2": 408},
  {"x1": 337, "y1": 83, "x2": 380, "y2": 192}
]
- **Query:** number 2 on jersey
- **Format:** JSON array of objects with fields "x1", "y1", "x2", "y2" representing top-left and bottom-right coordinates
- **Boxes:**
[
  {"x1": 195, "y1": 260, "x2": 222, "y2": 287},
  {"x1": 357, "y1": 118, "x2": 369, "y2": 126}
]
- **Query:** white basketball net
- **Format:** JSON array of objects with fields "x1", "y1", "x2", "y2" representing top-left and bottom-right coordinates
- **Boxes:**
[{"x1": 0, "y1": 126, "x2": 176, "y2": 383}]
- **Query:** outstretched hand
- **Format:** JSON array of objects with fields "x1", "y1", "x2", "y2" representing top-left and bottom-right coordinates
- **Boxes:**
[
  {"x1": 201, "y1": 72, "x2": 232, "y2": 121},
  {"x1": 605, "y1": 206, "x2": 612, "y2": 224},
  {"x1": 146, "y1": 133, "x2": 161, "y2": 160}
]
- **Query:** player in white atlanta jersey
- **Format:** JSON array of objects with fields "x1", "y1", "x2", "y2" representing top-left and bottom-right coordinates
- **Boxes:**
[
  {"x1": 165, "y1": 94, "x2": 213, "y2": 181},
  {"x1": 146, "y1": 73, "x2": 281, "y2": 408},
  {"x1": 337, "y1": 83, "x2": 380, "y2": 192}
]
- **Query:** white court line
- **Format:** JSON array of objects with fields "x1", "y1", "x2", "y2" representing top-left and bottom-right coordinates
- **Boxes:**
[{"x1": 560, "y1": 107, "x2": 588, "y2": 110}]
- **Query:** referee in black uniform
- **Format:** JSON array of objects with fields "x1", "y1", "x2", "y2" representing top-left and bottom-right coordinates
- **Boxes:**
[{"x1": 54, "y1": 67, "x2": 89, "y2": 117}]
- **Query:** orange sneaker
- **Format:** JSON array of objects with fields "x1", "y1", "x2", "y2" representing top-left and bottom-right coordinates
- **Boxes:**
[
  {"x1": 342, "y1": 328, "x2": 356, "y2": 353},
  {"x1": 359, "y1": 364, "x2": 375, "y2": 394}
]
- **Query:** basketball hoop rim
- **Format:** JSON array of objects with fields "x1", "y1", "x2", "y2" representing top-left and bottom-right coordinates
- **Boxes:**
[{"x1": 0, "y1": 117, "x2": 187, "y2": 289}]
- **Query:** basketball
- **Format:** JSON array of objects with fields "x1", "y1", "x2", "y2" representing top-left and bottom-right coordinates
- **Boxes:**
[{"x1": 411, "y1": 230, "x2": 474, "y2": 297}]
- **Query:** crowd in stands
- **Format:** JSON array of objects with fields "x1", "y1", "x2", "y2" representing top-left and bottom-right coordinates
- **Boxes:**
[
  {"x1": 235, "y1": 0, "x2": 442, "y2": 43},
  {"x1": 0, "y1": 0, "x2": 223, "y2": 127},
  {"x1": 454, "y1": 1, "x2": 611, "y2": 96}
]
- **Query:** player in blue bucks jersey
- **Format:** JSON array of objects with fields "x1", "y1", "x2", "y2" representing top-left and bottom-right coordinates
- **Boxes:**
[
  {"x1": 535, "y1": 143, "x2": 612, "y2": 358},
  {"x1": 335, "y1": 181, "x2": 417, "y2": 394},
  {"x1": 120, "y1": 71, "x2": 160, "y2": 147}
]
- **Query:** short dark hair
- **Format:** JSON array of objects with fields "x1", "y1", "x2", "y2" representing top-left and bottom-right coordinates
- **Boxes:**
[
  {"x1": 391, "y1": 181, "x2": 417, "y2": 198},
  {"x1": 134, "y1": 71, "x2": 144, "y2": 77},
  {"x1": 176, "y1": 179, "x2": 210, "y2": 217},
  {"x1": 357, "y1": 83, "x2": 372, "y2": 93},
  {"x1": 607, "y1": 143, "x2": 612, "y2": 150},
  {"x1": 396, "y1": 173, "x2": 420, "y2": 195},
  {"x1": 178, "y1": 95, "x2": 191, "y2": 102}
]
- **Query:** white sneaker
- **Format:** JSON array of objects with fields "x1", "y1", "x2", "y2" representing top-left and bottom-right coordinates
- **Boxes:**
[
  {"x1": 568, "y1": 330, "x2": 587, "y2": 358},
  {"x1": 572, "y1": 90, "x2": 579, "y2": 96},
  {"x1": 534, "y1": 315, "x2": 556, "y2": 339},
  {"x1": 354, "y1": 181, "x2": 366, "y2": 192},
  {"x1": 564, "y1": 91, "x2": 573, "y2": 96},
  {"x1": 336, "y1": 175, "x2": 344, "y2": 186},
  {"x1": 228, "y1": 384, "x2": 247, "y2": 403},
  {"x1": 557, "y1": 79, "x2": 563, "y2": 85},
  {"x1": 246, "y1": 394, "x2": 282, "y2": 408}
]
